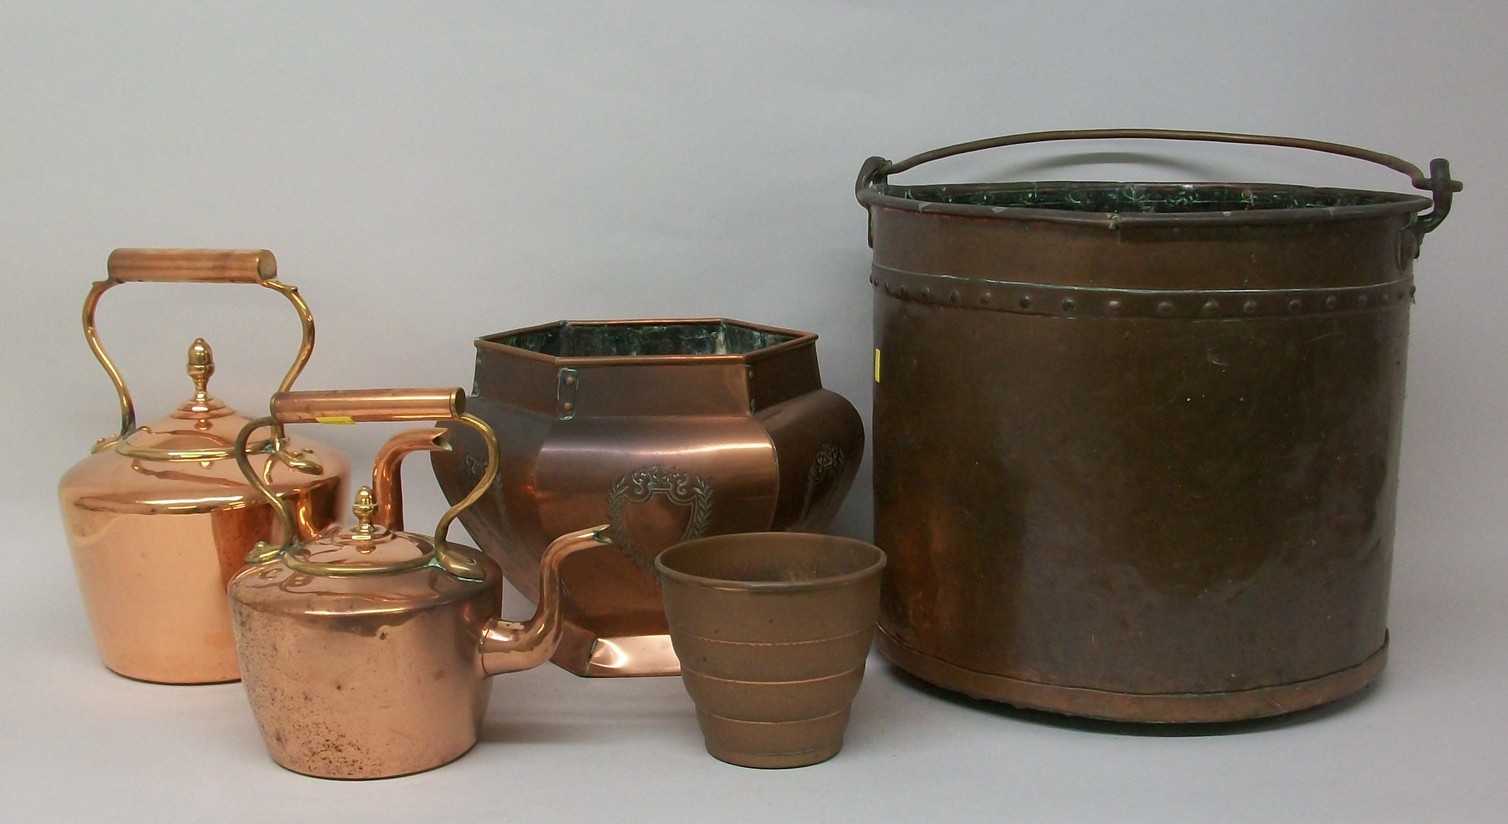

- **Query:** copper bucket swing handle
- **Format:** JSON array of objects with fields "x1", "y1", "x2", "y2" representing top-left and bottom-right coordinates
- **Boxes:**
[
  {"x1": 856, "y1": 128, "x2": 1461, "y2": 237},
  {"x1": 234, "y1": 387, "x2": 499, "y2": 581}
]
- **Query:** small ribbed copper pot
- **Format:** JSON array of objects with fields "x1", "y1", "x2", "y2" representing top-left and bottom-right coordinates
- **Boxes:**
[
  {"x1": 227, "y1": 388, "x2": 612, "y2": 780},
  {"x1": 656, "y1": 532, "x2": 885, "y2": 768}
]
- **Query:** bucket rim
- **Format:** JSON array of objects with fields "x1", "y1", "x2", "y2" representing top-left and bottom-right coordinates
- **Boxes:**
[
  {"x1": 473, "y1": 317, "x2": 818, "y2": 367},
  {"x1": 855, "y1": 129, "x2": 1458, "y2": 233},
  {"x1": 858, "y1": 179, "x2": 1433, "y2": 229}
]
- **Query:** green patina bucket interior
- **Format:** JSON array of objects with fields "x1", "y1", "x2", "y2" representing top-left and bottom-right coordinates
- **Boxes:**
[
  {"x1": 491, "y1": 320, "x2": 797, "y2": 358},
  {"x1": 888, "y1": 181, "x2": 1415, "y2": 214}
]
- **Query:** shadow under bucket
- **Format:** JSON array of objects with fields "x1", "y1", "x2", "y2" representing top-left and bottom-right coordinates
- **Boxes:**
[{"x1": 856, "y1": 128, "x2": 1461, "y2": 723}]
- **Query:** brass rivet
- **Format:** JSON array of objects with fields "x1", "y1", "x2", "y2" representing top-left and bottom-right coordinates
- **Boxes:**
[
  {"x1": 1201, "y1": 299, "x2": 1220, "y2": 316},
  {"x1": 1324, "y1": 295, "x2": 1338, "y2": 310},
  {"x1": 949, "y1": 289, "x2": 961, "y2": 303},
  {"x1": 1288, "y1": 299, "x2": 1303, "y2": 313},
  {"x1": 921, "y1": 286, "x2": 932, "y2": 299},
  {"x1": 1106, "y1": 299, "x2": 1123, "y2": 314},
  {"x1": 1019, "y1": 295, "x2": 1032, "y2": 308},
  {"x1": 1358, "y1": 295, "x2": 1369, "y2": 307},
  {"x1": 1156, "y1": 300, "x2": 1175, "y2": 316},
  {"x1": 980, "y1": 291, "x2": 994, "y2": 304},
  {"x1": 564, "y1": 374, "x2": 577, "y2": 386},
  {"x1": 1061, "y1": 298, "x2": 1076, "y2": 311},
  {"x1": 562, "y1": 401, "x2": 575, "y2": 412},
  {"x1": 1243, "y1": 299, "x2": 1259, "y2": 314}
]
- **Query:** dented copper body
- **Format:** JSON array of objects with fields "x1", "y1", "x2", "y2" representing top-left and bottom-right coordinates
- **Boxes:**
[
  {"x1": 228, "y1": 388, "x2": 610, "y2": 779},
  {"x1": 431, "y1": 319, "x2": 864, "y2": 677},
  {"x1": 857, "y1": 130, "x2": 1461, "y2": 722},
  {"x1": 58, "y1": 249, "x2": 346, "y2": 684}
]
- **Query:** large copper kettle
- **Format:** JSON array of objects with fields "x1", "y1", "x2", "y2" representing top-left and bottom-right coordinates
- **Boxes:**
[
  {"x1": 228, "y1": 388, "x2": 612, "y2": 779},
  {"x1": 57, "y1": 249, "x2": 347, "y2": 684}
]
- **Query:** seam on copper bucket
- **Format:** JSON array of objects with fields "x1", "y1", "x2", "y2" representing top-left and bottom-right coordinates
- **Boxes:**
[
  {"x1": 877, "y1": 626, "x2": 1388, "y2": 722},
  {"x1": 879, "y1": 625, "x2": 1388, "y2": 697},
  {"x1": 871, "y1": 265, "x2": 1416, "y2": 319}
]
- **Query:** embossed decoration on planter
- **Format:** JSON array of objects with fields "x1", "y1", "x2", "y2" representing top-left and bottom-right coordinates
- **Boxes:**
[
  {"x1": 431, "y1": 318, "x2": 864, "y2": 677},
  {"x1": 606, "y1": 466, "x2": 713, "y2": 576},
  {"x1": 802, "y1": 442, "x2": 846, "y2": 525}
]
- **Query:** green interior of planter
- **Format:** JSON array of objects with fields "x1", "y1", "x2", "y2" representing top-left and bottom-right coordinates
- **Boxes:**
[
  {"x1": 890, "y1": 182, "x2": 1408, "y2": 213},
  {"x1": 496, "y1": 321, "x2": 796, "y2": 358}
]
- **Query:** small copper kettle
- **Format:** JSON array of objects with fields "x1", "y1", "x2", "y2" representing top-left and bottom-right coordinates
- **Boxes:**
[
  {"x1": 57, "y1": 249, "x2": 347, "y2": 684},
  {"x1": 228, "y1": 388, "x2": 613, "y2": 780}
]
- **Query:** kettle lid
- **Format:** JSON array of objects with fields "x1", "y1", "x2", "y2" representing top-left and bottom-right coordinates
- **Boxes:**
[
  {"x1": 114, "y1": 338, "x2": 269, "y2": 462},
  {"x1": 289, "y1": 486, "x2": 438, "y2": 575},
  {"x1": 61, "y1": 339, "x2": 346, "y2": 515}
]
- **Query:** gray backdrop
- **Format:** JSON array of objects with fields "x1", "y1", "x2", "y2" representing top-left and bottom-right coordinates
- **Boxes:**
[{"x1": 4, "y1": 3, "x2": 1504, "y2": 820}]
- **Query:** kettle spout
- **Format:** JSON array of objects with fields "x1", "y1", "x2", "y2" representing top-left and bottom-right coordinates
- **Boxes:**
[
  {"x1": 370, "y1": 427, "x2": 449, "y2": 531},
  {"x1": 480, "y1": 526, "x2": 612, "y2": 676}
]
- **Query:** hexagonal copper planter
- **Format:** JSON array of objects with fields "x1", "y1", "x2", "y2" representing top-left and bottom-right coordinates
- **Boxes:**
[{"x1": 431, "y1": 319, "x2": 864, "y2": 677}]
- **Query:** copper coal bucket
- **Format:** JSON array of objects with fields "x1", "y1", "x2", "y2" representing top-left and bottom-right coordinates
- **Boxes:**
[{"x1": 856, "y1": 129, "x2": 1460, "y2": 723}]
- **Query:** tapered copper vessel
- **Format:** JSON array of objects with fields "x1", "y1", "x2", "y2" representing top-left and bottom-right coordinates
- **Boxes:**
[
  {"x1": 431, "y1": 319, "x2": 864, "y2": 677},
  {"x1": 857, "y1": 130, "x2": 1461, "y2": 722},
  {"x1": 658, "y1": 533, "x2": 885, "y2": 768}
]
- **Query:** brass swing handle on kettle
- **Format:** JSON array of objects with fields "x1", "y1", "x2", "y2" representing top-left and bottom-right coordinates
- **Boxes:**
[
  {"x1": 235, "y1": 387, "x2": 499, "y2": 581},
  {"x1": 856, "y1": 128, "x2": 1462, "y2": 238},
  {"x1": 83, "y1": 248, "x2": 316, "y2": 452}
]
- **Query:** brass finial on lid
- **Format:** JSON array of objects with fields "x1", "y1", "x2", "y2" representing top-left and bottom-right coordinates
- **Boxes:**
[
  {"x1": 186, "y1": 338, "x2": 215, "y2": 405},
  {"x1": 351, "y1": 486, "x2": 378, "y2": 539}
]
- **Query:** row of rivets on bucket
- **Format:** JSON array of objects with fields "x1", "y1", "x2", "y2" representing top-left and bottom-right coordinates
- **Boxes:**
[{"x1": 870, "y1": 266, "x2": 1416, "y2": 320}]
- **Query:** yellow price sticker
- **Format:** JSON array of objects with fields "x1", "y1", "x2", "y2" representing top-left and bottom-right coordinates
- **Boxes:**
[
  {"x1": 313, "y1": 415, "x2": 356, "y2": 425},
  {"x1": 873, "y1": 348, "x2": 881, "y2": 383}
]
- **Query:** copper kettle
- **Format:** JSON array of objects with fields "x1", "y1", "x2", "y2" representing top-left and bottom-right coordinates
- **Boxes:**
[
  {"x1": 227, "y1": 388, "x2": 613, "y2": 779},
  {"x1": 57, "y1": 249, "x2": 347, "y2": 684}
]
